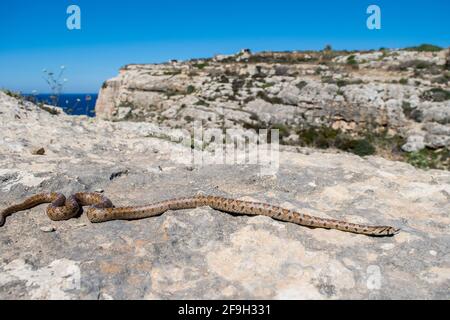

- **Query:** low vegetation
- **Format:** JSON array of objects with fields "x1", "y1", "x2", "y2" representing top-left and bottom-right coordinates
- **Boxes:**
[
  {"x1": 194, "y1": 99, "x2": 209, "y2": 107},
  {"x1": 244, "y1": 117, "x2": 448, "y2": 170},
  {"x1": 2, "y1": 89, "x2": 23, "y2": 100},
  {"x1": 186, "y1": 85, "x2": 196, "y2": 94},
  {"x1": 255, "y1": 91, "x2": 284, "y2": 104},
  {"x1": 294, "y1": 126, "x2": 448, "y2": 169},
  {"x1": 406, "y1": 148, "x2": 449, "y2": 170},
  {"x1": 192, "y1": 62, "x2": 209, "y2": 69},
  {"x1": 391, "y1": 59, "x2": 436, "y2": 72},
  {"x1": 405, "y1": 44, "x2": 443, "y2": 52},
  {"x1": 346, "y1": 55, "x2": 359, "y2": 70},
  {"x1": 295, "y1": 126, "x2": 392, "y2": 157},
  {"x1": 164, "y1": 69, "x2": 182, "y2": 76},
  {"x1": 322, "y1": 77, "x2": 364, "y2": 87},
  {"x1": 2, "y1": 90, "x2": 61, "y2": 115},
  {"x1": 421, "y1": 88, "x2": 450, "y2": 102},
  {"x1": 431, "y1": 72, "x2": 450, "y2": 84},
  {"x1": 401, "y1": 101, "x2": 423, "y2": 122}
]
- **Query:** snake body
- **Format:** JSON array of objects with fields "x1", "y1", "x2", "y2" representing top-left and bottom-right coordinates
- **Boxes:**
[{"x1": 0, "y1": 193, "x2": 399, "y2": 236}]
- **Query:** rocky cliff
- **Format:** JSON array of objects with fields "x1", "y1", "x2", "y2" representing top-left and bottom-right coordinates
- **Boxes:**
[
  {"x1": 1, "y1": 91, "x2": 449, "y2": 299},
  {"x1": 96, "y1": 48, "x2": 450, "y2": 165}
]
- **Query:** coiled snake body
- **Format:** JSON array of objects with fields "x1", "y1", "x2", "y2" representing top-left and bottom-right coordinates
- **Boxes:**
[{"x1": 0, "y1": 193, "x2": 399, "y2": 236}]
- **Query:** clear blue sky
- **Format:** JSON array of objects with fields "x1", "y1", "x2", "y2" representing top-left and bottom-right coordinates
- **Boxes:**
[{"x1": 0, "y1": 0, "x2": 448, "y2": 93}]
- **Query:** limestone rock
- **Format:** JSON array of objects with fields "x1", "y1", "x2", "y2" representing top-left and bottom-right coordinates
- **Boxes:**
[
  {"x1": 402, "y1": 135, "x2": 426, "y2": 152},
  {"x1": 0, "y1": 91, "x2": 449, "y2": 299},
  {"x1": 94, "y1": 49, "x2": 449, "y2": 154}
]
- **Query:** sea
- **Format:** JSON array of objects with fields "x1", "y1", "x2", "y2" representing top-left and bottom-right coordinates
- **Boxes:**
[{"x1": 23, "y1": 93, "x2": 98, "y2": 116}]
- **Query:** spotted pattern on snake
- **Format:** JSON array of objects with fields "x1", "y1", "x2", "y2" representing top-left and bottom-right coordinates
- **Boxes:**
[{"x1": 0, "y1": 192, "x2": 400, "y2": 236}]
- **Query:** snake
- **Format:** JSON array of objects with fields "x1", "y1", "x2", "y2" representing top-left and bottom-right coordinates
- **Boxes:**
[{"x1": 0, "y1": 192, "x2": 399, "y2": 236}]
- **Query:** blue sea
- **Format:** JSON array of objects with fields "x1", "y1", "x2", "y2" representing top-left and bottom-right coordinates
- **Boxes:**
[{"x1": 23, "y1": 93, "x2": 98, "y2": 116}]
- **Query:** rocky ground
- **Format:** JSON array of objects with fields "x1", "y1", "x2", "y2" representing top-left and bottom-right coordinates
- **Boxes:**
[
  {"x1": 96, "y1": 47, "x2": 450, "y2": 170},
  {"x1": 0, "y1": 91, "x2": 449, "y2": 299}
]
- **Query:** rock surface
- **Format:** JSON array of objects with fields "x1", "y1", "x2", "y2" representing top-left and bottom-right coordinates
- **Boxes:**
[
  {"x1": 96, "y1": 48, "x2": 450, "y2": 152},
  {"x1": 1, "y1": 91, "x2": 449, "y2": 299}
]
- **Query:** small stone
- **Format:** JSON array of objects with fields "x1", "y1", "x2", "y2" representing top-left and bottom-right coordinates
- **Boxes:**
[
  {"x1": 74, "y1": 223, "x2": 87, "y2": 228},
  {"x1": 429, "y1": 250, "x2": 437, "y2": 256},
  {"x1": 31, "y1": 147, "x2": 45, "y2": 155},
  {"x1": 40, "y1": 226, "x2": 56, "y2": 233},
  {"x1": 94, "y1": 189, "x2": 104, "y2": 193},
  {"x1": 401, "y1": 135, "x2": 425, "y2": 152}
]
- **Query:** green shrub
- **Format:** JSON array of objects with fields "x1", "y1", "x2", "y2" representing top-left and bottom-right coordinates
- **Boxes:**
[
  {"x1": 445, "y1": 51, "x2": 450, "y2": 71},
  {"x1": 186, "y1": 85, "x2": 196, "y2": 94},
  {"x1": 248, "y1": 121, "x2": 449, "y2": 169},
  {"x1": 256, "y1": 91, "x2": 284, "y2": 104},
  {"x1": 404, "y1": 148, "x2": 449, "y2": 170},
  {"x1": 431, "y1": 72, "x2": 450, "y2": 84},
  {"x1": 392, "y1": 60, "x2": 435, "y2": 72},
  {"x1": 219, "y1": 75, "x2": 229, "y2": 83},
  {"x1": 232, "y1": 79, "x2": 246, "y2": 93},
  {"x1": 399, "y1": 78, "x2": 408, "y2": 85},
  {"x1": 164, "y1": 70, "x2": 182, "y2": 76},
  {"x1": 406, "y1": 149, "x2": 443, "y2": 169},
  {"x1": 401, "y1": 101, "x2": 414, "y2": 119},
  {"x1": 416, "y1": 62, "x2": 432, "y2": 69},
  {"x1": 297, "y1": 127, "x2": 339, "y2": 149},
  {"x1": 194, "y1": 99, "x2": 209, "y2": 106},
  {"x1": 193, "y1": 63, "x2": 208, "y2": 69},
  {"x1": 410, "y1": 109, "x2": 424, "y2": 122},
  {"x1": 347, "y1": 55, "x2": 357, "y2": 64},
  {"x1": 296, "y1": 126, "x2": 376, "y2": 156},
  {"x1": 346, "y1": 55, "x2": 359, "y2": 69},
  {"x1": 405, "y1": 44, "x2": 443, "y2": 52},
  {"x1": 336, "y1": 80, "x2": 348, "y2": 87},
  {"x1": 421, "y1": 88, "x2": 450, "y2": 102},
  {"x1": 271, "y1": 123, "x2": 290, "y2": 139},
  {"x1": 2, "y1": 89, "x2": 22, "y2": 99},
  {"x1": 261, "y1": 82, "x2": 274, "y2": 89},
  {"x1": 342, "y1": 139, "x2": 376, "y2": 156},
  {"x1": 298, "y1": 127, "x2": 318, "y2": 145},
  {"x1": 184, "y1": 115, "x2": 194, "y2": 122},
  {"x1": 296, "y1": 81, "x2": 308, "y2": 90},
  {"x1": 406, "y1": 150, "x2": 430, "y2": 169}
]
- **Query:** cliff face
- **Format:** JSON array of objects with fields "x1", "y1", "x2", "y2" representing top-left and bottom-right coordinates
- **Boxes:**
[
  {"x1": 1, "y1": 91, "x2": 450, "y2": 299},
  {"x1": 96, "y1": 48, "x2": 450, "y2": 154}
]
